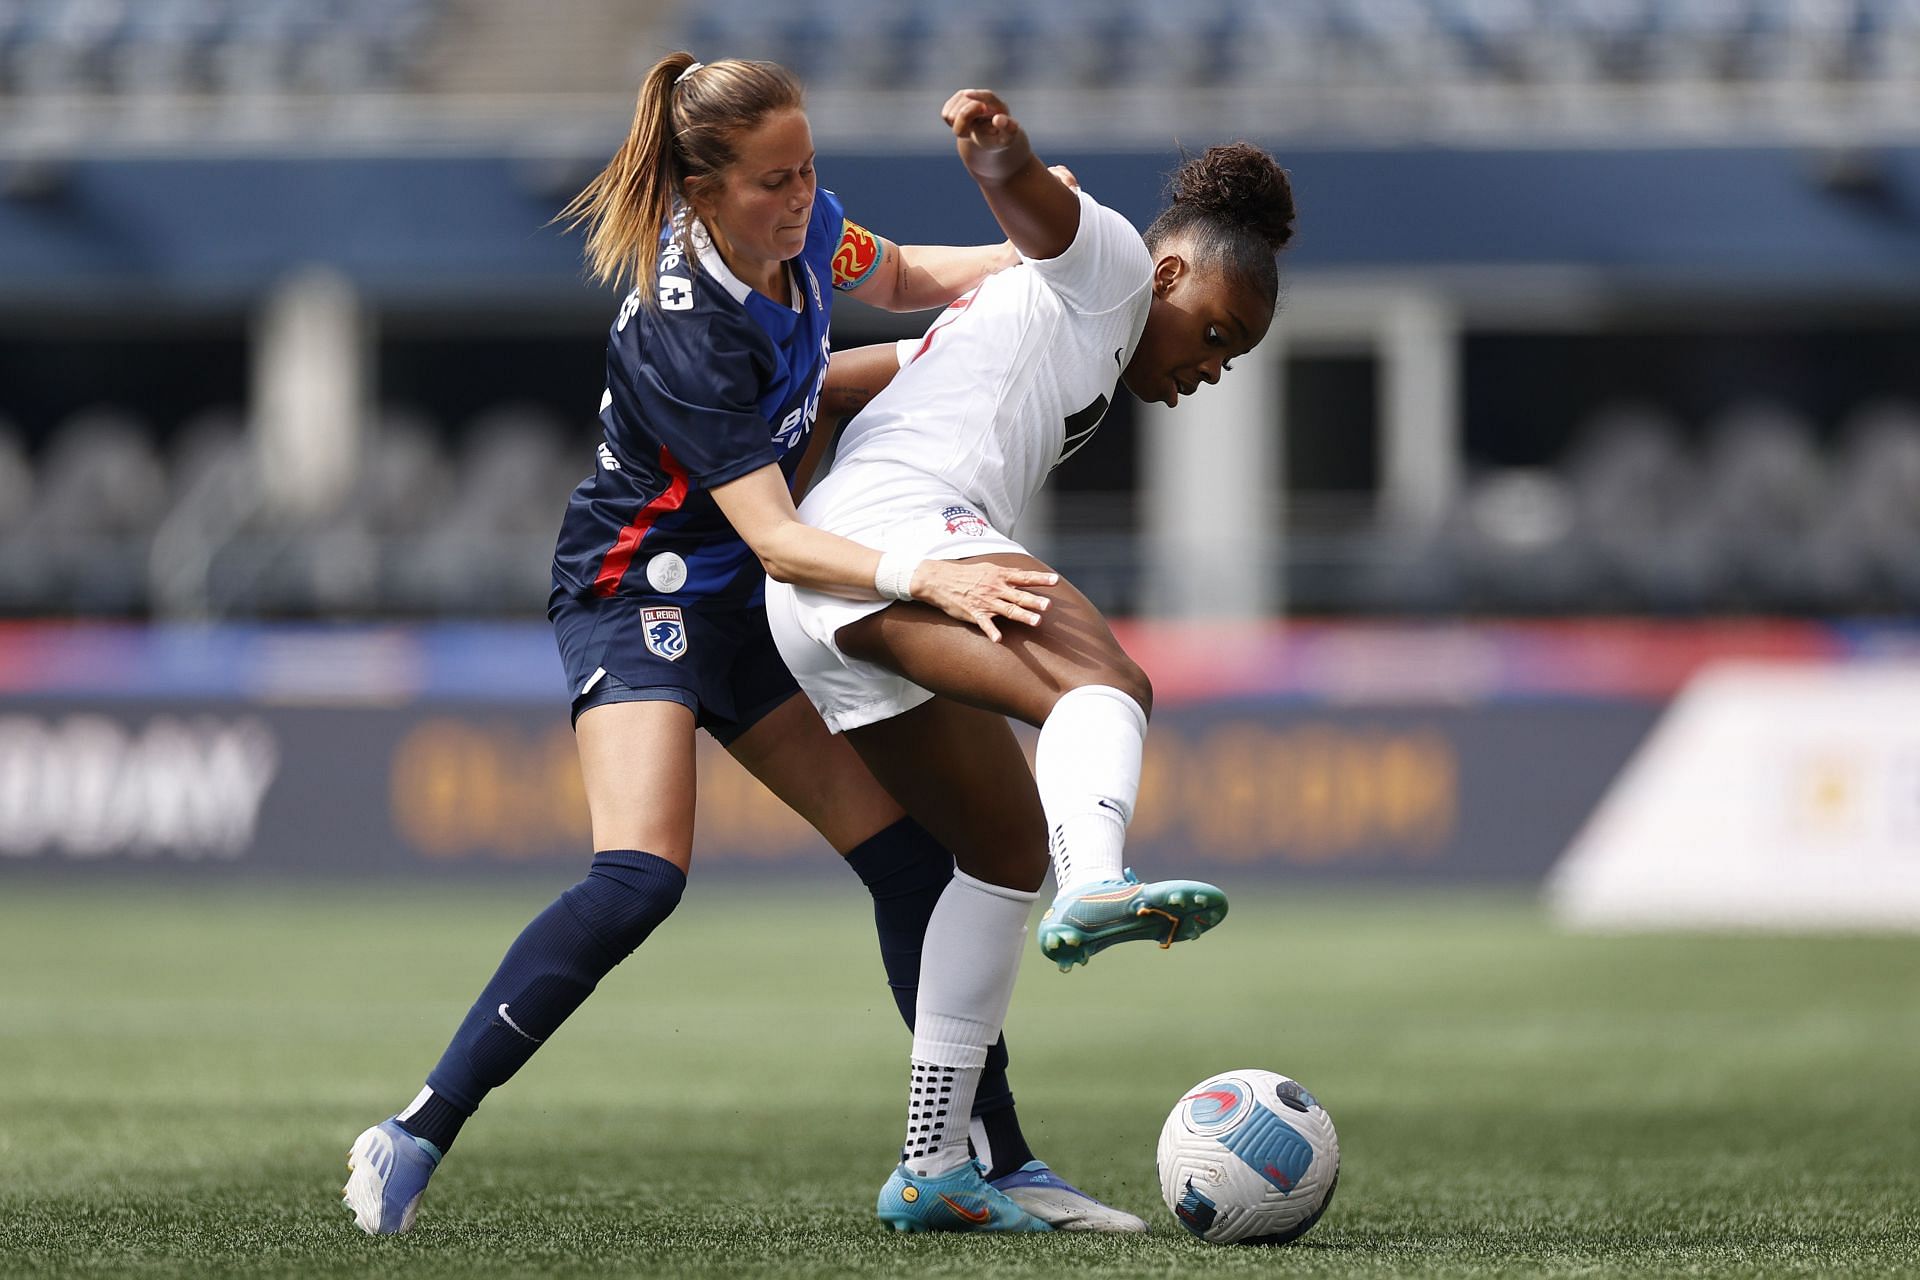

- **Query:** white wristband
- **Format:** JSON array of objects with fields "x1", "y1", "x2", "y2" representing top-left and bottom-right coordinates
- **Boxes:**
[{"x1": 874, "y1": 550, "x2": 917, "y2": 602}]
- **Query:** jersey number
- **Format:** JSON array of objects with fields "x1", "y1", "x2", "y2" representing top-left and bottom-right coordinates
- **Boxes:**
[{"x1": 1058, "y1": 394, "x2": 1110, "y2": 467}]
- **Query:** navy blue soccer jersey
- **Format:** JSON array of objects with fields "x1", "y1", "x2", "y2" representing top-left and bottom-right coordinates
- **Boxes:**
[{"x1": 552, "y1": 188, "x2": 880, "y2": 609}]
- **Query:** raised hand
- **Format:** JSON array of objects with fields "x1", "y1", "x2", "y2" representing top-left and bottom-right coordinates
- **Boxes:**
[
  {"x1": 937, "y1": 87, "x2": 1080, "y2": 261},
  {"x1": 941, "y1": 89, "x2": 1031, "y2": 182}
]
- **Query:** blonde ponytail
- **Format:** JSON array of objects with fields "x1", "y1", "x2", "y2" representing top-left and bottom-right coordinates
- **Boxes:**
[{"x1": 557, "y1": 53, "x2": 804, "y2": 303}]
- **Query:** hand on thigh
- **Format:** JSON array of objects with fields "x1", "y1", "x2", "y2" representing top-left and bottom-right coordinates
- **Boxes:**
[{"x1": 837, "y1": 554, "x2": 1151, "y2": 728}]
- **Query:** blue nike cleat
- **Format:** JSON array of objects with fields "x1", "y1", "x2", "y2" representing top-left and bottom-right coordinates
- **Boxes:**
[
  {"x1": 342, "y1": 1119, "x2": 443, "y2": 1235},
  {"x1": 989, "y1": 1160, "x2": 1149, "y2": 1233},
  {"x1": 876, "y1": 1161, "x2": 1053, "y2": 1233},
  {"x1": 1037, "y1": 869, "x2": 1228, "y2": 971}
]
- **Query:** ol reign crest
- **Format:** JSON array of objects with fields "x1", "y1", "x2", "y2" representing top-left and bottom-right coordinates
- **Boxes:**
[{"x1": 641, "y1": 607, "x2": 689, "y2": 661}]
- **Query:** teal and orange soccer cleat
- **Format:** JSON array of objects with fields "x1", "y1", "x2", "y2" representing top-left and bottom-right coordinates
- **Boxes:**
[
  {"x1": 1037, "y1": 869, "x2": 1228, "y2": 971},
  {"x1": 876, "y1": 1161, "x2": 1053, "y2": 1233},
  {"x1": 342, "y1": 1119, "x2": 442, "y2": 1235}
]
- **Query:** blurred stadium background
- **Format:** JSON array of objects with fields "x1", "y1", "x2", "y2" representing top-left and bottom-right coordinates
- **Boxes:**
[{"x1": 3, "y1": 2, "x2": 1918, "y2": 1273}]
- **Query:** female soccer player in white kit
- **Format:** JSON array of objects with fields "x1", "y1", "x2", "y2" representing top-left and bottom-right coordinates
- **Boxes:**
[{"x1": 761, "y1": 89, "x2": 1296, "y2": 1230}]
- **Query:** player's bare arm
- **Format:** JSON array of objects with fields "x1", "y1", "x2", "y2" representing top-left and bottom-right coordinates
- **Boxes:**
[
  {"x1": 844, "y1": 238, "x2": 1018, "y2": 312},
  {"x1": 941, "y1": 89, "x2": 1082, "y2": 262},
  {"x1": 819, "y1": 342, "x2": 903, "y2": 426},
  {"x1": 711, "y1": 464, "x2": 1056, "y2": 641}
]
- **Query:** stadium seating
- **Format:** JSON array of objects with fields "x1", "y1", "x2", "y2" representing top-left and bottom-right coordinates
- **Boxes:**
[
  {"x1": 663, "y1": 0, "x2": 1920, "y2": 99},
  {"x1": 1698, "y1": 402, "x2": 1856, "y2": 609},
  {"x1": 4, "y1": 388, "x2": 1918, "y2": 618},
  {"x1": 1832, "y1": 400, "x2": 1920, "y2": 605},
  {"x1": 7, "y1": 0, "x2": 1914, "y2": 141},
  {"x1": 0, "y1": 0, "x2": 442, "y2": 99},
  {"x1": 1448, "y1": 466, "x2": 1591, "y2": 612},
  {"x1": 0, "y1": 418, "x2": 43, "y2": 612},
  {"x1": 1285, "y1": 394, "x2": 1920, "y2": 617},
  {"x1": 21, "y1": 409, "x2": 169, "y2": 612},
  {"x1": 382, "y1": 404, "x2": 575, "y2": 614}
]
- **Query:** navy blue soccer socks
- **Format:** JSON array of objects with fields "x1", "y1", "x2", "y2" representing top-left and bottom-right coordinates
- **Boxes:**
[{"x1": 401, "y1": 850, "x2": 686, "y2": 1152}]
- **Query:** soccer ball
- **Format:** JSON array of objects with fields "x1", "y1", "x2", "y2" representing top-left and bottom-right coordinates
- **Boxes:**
[{"x1": 1156, "y1": 1068, "x2": 1340, "y2": 1245}]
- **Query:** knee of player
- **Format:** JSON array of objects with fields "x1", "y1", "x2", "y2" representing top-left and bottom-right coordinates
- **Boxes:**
[
  {"x1": 1055, "y1": 663, "x2": 1153, "y2": 721},
  {"x1": 1101, "y1": 662, "x2": 1153, "y2": 720},
  {"x1": 563, "y1": 849, "x2": 689, "y2": 960}
]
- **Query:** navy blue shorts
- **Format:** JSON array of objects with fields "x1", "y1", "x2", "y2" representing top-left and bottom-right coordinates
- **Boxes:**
[{"x1": 549, "y1": 587, "x2": 801, "y2": 747}]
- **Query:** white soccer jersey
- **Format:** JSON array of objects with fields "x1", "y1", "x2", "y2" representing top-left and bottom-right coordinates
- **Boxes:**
[
  {"x1": 800, "y1": 187, "x2": 1153, "y2": 541},
  {"x1": 767, "y1": 187, "x2": 1156, "y2": 732}
]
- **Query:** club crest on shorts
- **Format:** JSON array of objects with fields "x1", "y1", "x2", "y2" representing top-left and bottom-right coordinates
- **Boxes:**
[
  {"x1": 641, "y1": 606, "x2": 688, "y2": 661},
  {"x1": 942, "y1": 505, "x2": 990, "y2": 537}
]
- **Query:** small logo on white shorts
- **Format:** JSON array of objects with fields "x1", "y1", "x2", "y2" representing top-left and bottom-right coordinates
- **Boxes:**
[
  {"x1": 646, "y1": 551, "x2": 688, "y2": 593},
  {"x1": 942, "y1": 505, "x2": 989, "y2": 537},
  {"x1": 642, "y1": 606, "x2": 689, "y2": 661}
]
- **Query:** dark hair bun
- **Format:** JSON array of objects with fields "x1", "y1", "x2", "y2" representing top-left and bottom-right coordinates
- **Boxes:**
[{"x1": 1169, "y1": 143, "x2": 1295, "y2": 252}]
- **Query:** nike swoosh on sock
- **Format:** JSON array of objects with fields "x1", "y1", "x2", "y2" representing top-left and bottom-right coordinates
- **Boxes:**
[{"x1": 497, "y1": 1004, "x2": 543, "y2": 1043}]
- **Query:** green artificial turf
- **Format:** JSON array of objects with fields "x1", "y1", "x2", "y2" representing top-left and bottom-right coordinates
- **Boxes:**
[{"x1": 1, "y1": 883, "x2": 1916, "y2": 1277}]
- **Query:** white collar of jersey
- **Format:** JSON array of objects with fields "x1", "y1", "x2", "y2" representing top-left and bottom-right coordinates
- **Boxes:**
[{"x1": 689, "y1": 218, "x2": 804, "y2": 313}]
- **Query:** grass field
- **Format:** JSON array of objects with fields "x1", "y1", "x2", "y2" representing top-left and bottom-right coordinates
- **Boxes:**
[{"x1": 3, "y1": 882, "x2": 1917, "y2": 1278}]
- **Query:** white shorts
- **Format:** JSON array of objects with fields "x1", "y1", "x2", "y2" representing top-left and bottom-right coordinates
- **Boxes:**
[{"x1": 766, "y1": 489, "x2": 1028, "y2": 734}]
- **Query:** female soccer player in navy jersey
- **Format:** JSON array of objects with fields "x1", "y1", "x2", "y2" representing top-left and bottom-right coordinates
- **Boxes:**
[
  {"x1": 343, "y1": 54, "x2": 1147, "y2": 1236},
  {"x1": 764, "y1": 91, "x2": 1295, "y2": 1229}
]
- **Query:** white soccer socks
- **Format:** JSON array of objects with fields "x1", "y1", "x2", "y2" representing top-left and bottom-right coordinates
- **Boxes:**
[
  {"x1": 903, "y1": 869, "x2": 1037, "y2": 1177},
  {"x1": 1034, "y1": 684, "x2": 1147, "y2": 897}
]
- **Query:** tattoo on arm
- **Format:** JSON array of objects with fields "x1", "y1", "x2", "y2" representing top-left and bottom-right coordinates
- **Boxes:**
[{"x1": 819, "y1": 384, "x2": 874, "y2": 426}]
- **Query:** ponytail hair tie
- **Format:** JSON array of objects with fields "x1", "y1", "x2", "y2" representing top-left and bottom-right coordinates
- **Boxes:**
[{"x1": 675, "y1": 61, "x2": 705, "y2": 85}]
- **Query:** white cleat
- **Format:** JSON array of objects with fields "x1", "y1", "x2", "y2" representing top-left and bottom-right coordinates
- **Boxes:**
[
  {"x1": 342, "y1": 1119, "x2": 442, "y2": 1236},
  {"x1": 988, "y1": 1160, "x2": 1150, "y2": 1233}
]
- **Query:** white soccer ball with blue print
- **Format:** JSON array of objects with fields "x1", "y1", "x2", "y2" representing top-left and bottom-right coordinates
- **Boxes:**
[{"x1": 1156, "y1": 1068, "x2": 1340, "y2": 1245}]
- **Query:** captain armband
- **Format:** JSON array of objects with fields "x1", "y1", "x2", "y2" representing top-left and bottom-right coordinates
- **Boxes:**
[{"x1": 832, "y1": 219, "x2": 884, "y2": 292}]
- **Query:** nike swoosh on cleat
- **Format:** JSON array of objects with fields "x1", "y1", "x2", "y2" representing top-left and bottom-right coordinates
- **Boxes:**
[{"x1": 939, "y1": 1194, "x2": 993, "y2": 1224}]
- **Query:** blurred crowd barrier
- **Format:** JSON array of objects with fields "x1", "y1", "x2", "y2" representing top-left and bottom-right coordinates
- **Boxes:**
[{"x1": 3, "y1": 619, "x2": 1915, "y2": 888}]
